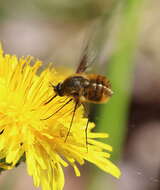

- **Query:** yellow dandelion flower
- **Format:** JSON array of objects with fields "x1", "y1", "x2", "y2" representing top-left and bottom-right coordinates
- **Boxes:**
[{"x1": 0, "y1": 46, "x2": 121, "y2": 190}]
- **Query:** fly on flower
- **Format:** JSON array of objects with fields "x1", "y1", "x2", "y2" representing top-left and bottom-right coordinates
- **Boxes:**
[
  {"x1": 0, "y1": 44, "x2": 121, "y2": 190},
  {"x1": 42, "y1": 43, "x2": 113, "y2": 146}
]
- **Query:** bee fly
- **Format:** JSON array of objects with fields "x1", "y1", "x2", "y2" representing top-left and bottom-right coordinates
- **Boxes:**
[{"x1": 42, "y1": 44, "x2": 113, "y2": 148}]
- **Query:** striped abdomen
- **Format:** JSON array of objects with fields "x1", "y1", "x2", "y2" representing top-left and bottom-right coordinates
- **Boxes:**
[{"x1": 81, "y1": 74, "x2": 113, "y2": 103}]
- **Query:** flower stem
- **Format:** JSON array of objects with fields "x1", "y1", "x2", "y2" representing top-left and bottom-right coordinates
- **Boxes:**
[
  {"x1": 88, "y1": 0, "x2": 144, "y2": 189},
  {"x1": 98, "y1": 0, "x2": 144, "y2": 161}
]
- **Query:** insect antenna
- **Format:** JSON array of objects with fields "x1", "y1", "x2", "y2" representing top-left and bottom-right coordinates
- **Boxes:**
[
  {"x1": 64, "y1": 101, "x2": 79, "y2": 142},
  {"x1": 43, "y1": 82, "x2": 58, "y2": 105},
  {"x1": 49, "y1": 82, "x2": 55, "y2": 88},
  {"x1": 41, "y1": 98, "x2": 73, "y2": 120}
]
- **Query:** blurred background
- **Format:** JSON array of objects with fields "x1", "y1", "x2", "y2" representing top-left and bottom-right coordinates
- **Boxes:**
[{"x1": 0, "y1": 0, "x2": 160, "y2": 190}]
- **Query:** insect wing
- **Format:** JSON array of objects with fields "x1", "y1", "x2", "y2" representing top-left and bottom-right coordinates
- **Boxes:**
[
  {"x1": 76, "y1": 41, "x2": 98, "y2": 74},
  {"x1": 76, "y1": 44, "x2": 88, "y2": 73},
  {"x1": 76, "y1": 19, "x2": 107, "y2": 74}
]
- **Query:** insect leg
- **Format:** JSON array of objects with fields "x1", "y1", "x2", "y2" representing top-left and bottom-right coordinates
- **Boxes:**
[
  {"x1": 58, "y1": 97, "x2": 69, "y2": 103},
  {"x1": 41, "y1": 98, "x2": 73, "y2": 120},
  {"x1": 44, "y1": 94, "x2": 57, "y2": 105},
  {"x1": 85, "y1": 118, "x2": 89, "y2": 152},
  {"x1": 64, "y1": 101, "x2": 79, "y2": 142},
  {"x1": 82, "y1": 103, "x2": 89, "y2": 152}
]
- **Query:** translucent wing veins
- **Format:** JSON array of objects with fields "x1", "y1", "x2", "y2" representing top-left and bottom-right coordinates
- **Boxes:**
[{"x1": 76, "y1": 44, "x2": 88, "y2": 74}]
